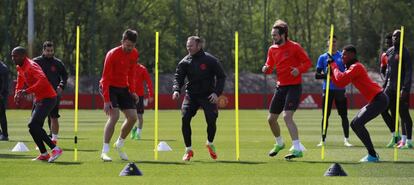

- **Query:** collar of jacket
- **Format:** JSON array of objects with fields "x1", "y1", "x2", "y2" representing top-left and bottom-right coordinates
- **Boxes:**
[
  {"x1": 192, "y1": 49, "x2": 205, "y2": 58},
  {"x1": 17, "y1": 57, "x2": 30, "y2": 71},
  {"x1": 345, "y1": 59, "x2": 358, "y2": 70}
]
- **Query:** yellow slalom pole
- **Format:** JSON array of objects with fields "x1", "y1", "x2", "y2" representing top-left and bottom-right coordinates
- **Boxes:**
[
  {"x1": 235, "y1": 31, "x2": 240, "y2": 161},
  {"x1": 154, "y1": 32, "x2": 159, "y2": 160},
  {"x1": 394, "y1": 26, "x2": 404, "y2": 161},
  {"x1": 74, "y1": 26, "x2": 80, "y2": 161},
  {"x1": 321, "y1": 24, "x2": 334, "y2": 160}
]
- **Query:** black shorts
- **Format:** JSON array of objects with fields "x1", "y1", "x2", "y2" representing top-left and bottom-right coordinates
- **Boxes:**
[
  {"x1": 269, "y1": 85, "x2": 302, "y2": 114},
  {"x1": 49, "y1": 95, "x2": 61, "y2": 118},
  {"x1": 109, "y1": 86, "x2": 136, "y2": 110},
  {"x1": 181, "y1": 94, "x2": 218, "y2": 118},
  {"x1": 136, "y1": 96, "x2": 144, "y2": 114}
]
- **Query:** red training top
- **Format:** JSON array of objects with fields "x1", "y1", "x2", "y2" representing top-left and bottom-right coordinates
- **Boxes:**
[
  {"x1": 15, "y1": 57, "x2": 57, "y2": 102},
  {"x1": 134, "y1": 64, "x2": 153, "y2": 97},
  {"x1": 380, "y1": 52, "x2": 387, "y2": 68},
  {"x1": 264, "y1": 40, "x2": 312, "y2": 86},
  {"x1": 100, "y1": 46, "x2": 139, "y2": 103},
  {"x1": 331, "y1": 61, "x2": 382, "y2": 102}
]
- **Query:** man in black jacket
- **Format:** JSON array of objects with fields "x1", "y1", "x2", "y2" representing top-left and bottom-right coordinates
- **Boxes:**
[
  {"x1": 382, "y1": 30, "x2": 413, "y2": 149},
  {"x1": 0, "y1": 60, "x2": 9, "y2": 141},
  {"x1": 172, "y1": 36, "x2": 226, "y2": 161},
  {"x1": 33, "y1": 41, "x2": 68, "y2": 144}
]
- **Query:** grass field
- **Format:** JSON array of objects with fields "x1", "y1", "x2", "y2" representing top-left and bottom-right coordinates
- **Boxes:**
[{"x1": 1, "y1": 109, "x2": 414, "y2": 184}]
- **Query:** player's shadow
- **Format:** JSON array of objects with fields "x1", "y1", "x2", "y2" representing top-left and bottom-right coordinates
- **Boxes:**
[
  {"x1": 134, "y1": 160, "x2": 187, "y2": 165},
  {"x1": 9, "y1": 139, "x2": 32, "y2": 142},
  {"x1": 197, "y1": 160, "x2": 266, "y2": 165},
  {"x1": 378, "y1": 161, "x2": 414, "y2": 164},
  {"x1": 0, "y1": 153, "x2": 33, "y2": 159},
  {"x1": 216, "y1": 160, "x2": 267, "y2": 165},
  {"x1": 139, "y1": 139, "x2": 177, "y2": 142},
  {"x1": 52, "y1": 161, "x2": 83, "y2": 165},
  {"x1": 58, "y1": 137, "x2": 87, "y2": 140},
  {"x1": 289, "y1": 160, "x2": 360, "y2": 164},
  {"x1": 62, "y1": 148, "x2": 98, "y2": 152}
]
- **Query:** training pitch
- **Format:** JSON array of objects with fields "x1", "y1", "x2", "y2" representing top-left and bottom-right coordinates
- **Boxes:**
[{"x1": 1, "y1": 109, "x2": 414, "y2": 184}]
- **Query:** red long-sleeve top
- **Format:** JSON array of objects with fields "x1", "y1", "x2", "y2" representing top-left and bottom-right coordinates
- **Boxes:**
[
  {"x1": 134, "y1": 64, "x2": 153, "y2": 97},
  {"x1": 331, "y1": 61, "x2": 382, "y2": 102},
  {"x1": 264, "y1": 40, "x2": 312, "y2": 86},
  {"x1": 100, "y1": 46, "x2": 139, "y2": 103},
  {"x1": 15, "y1": 58, "x2": 57, "y2": 102}
]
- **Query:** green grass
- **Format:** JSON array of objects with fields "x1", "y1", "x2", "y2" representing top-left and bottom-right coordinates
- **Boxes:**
[{"x1": 1, "y1": 109, "x2": 414, "y2": 184}]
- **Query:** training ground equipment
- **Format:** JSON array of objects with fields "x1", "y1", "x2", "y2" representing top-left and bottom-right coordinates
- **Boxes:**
[
  {"x1": 119, "y1": 162, "x2": 143, "y2": 176},
  {"x1": 321, "y1": 24, "x2": 334, "y2": 160},
  {"x1": 12, "y1": 142, "x2": 30, "y2": 152},
  {"x1": 157, "y1": 141, "x2": 172, "y2": 151},
  {"x1": 324, "y1": 163, "x2": 347, "y2": 176},
  {"x1": 394, "y1": 26, "x2": 405, "y2": 161}
]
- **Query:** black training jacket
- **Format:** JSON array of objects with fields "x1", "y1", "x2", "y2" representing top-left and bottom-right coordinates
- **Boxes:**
[
  {"x1": 384, "y1": 46, "x2": 412, "y2": 93},
  {"x1": 173, "y1": 49, "x2": 226, "y2": 96},
  {"x1": 0, "y1": 61, "x2": 9, "y2": 98},
  {"x1": 33, "y1": 55, "x2": 68, "y2": 90}
]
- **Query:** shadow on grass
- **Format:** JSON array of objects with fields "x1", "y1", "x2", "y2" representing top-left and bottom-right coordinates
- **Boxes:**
[
  {"x1": 288, "y1": 160, "x2": 360, "y2": 164},
  {"x1": 378, "y1": 161, "x2": 414, "y2": 164},
  {"x1": 62, "y1": 148, "x2": 99, "y2": 152},
  {"x1": 216, "y1": 160, "x2": 267, "y2": 165},
  {"x1": 134, "y1": 160, "x2": 187, "y2": 165},
  {"x1": 59, "y1": 137, "x2": 87, "y2": 140},
  {"x1": 52, "y1": 161, "x2": 83, "y2": 165},
  {"x1": 0, "y1": 153, "x2": 33, "y2": 159},
  {"x1": 139, "y1": 139, "x2": 177, "y2": 142},
  {"x1": 9, "y1": 139, "x2": 32, "y2": 142}
]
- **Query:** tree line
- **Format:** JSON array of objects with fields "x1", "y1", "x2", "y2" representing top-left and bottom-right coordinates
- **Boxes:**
[{"x1": 1, "y1": 0, "x2": 413, "y2": 77}]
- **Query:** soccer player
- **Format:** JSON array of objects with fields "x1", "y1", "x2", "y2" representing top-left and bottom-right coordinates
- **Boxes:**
[
  {"x1": 379, "y1": 33, "x2": 399, "y2": 147},
  {"x1": 100, "y1": 29, "x2": 139, "y2": 162},
  {"x1": 382, "y1": 30, "x2": 413, "y2": 149},
  {"x1": 12, "y1": 46, "x2": 63, "y2": 162},
  {"x1": 172, "y1": 36, "x2": 226, "y2": 161},
  {"x1": 0, "y1": 60, "x2": 9, "y2": 141},
  {"x1": 33, "y1": 41, "x2": 68, "y2": 144},
  {"x1": 130, "y1": 63, "x2": 153, "y2": 140},
  {"x1": 330, "y1": 45, "x2": 388, "y2": 162},
  {"x1": 315, "y1": 35, "x2": 352, "y2": 147},
  {"x1": 379, "y1": 33, "x2": 393, "y2": 77},
  {"x1": 262, "y1": 19, "x2": 312, "y2": 160}
]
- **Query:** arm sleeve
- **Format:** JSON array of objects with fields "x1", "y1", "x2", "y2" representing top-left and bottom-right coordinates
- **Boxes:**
[
  {"x1": 143, "y1": 68, "x2": 154, "y2": 97},
  {"x1": 58, "y1": 61, "x2": 68, "y2": 89},
  {"x1": 402, "y1": 48, "x2": 412, "y2": 93},
  {"x1": 213, "y1": 60, "x2": 227, "y2": 96},
  {"x1": 128, "y1": 60, "x2": 137, "y2": 94},
  {"x1": 15, "y1": 71, "x2": 25, "y2": 94},
  {"x1": 295, "y1": 45, "x2": 312, "y2": 73},
  {"x1": 0, "y1": 69, "x2": 9, "y2": 96},
  {"x1": 25, "y1": 69, "x2": 47, "y2": 94},
  {"x1": 173, "y1": 61, "x2": 186, "y2": 93},
  {"x1": 264, "y1": 48, "x2": 275, "y2": 74},
  {"x1": 315, "y1": 68, "x2": 326, "y2": 79},
  {"x1": 331, "y1": 63, "x2": 358, "y2": 88},
  {"x1": 101, "y1": 51, "x2": 114, "y2": 103},
  {"x1": 315, "y1": 55, "x2": 326, "y2": 80}
]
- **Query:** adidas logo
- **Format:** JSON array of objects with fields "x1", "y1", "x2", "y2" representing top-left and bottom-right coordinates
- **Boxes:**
[{"x1": 299, "y1": 95, "x2": 318, "y2": 108}]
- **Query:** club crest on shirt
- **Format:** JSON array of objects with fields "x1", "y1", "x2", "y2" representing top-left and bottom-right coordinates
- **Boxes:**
[
  {"x1": 200, "y1": 63, "x2": 207, "y2": 70},
  {"x1": 51, "y1": 65, "x2": 57, "y2": 72}
]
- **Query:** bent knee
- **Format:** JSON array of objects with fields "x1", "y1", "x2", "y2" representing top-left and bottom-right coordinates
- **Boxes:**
[{"x1": 267, "y1": 114, "x2": 278, "y2": 123}]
